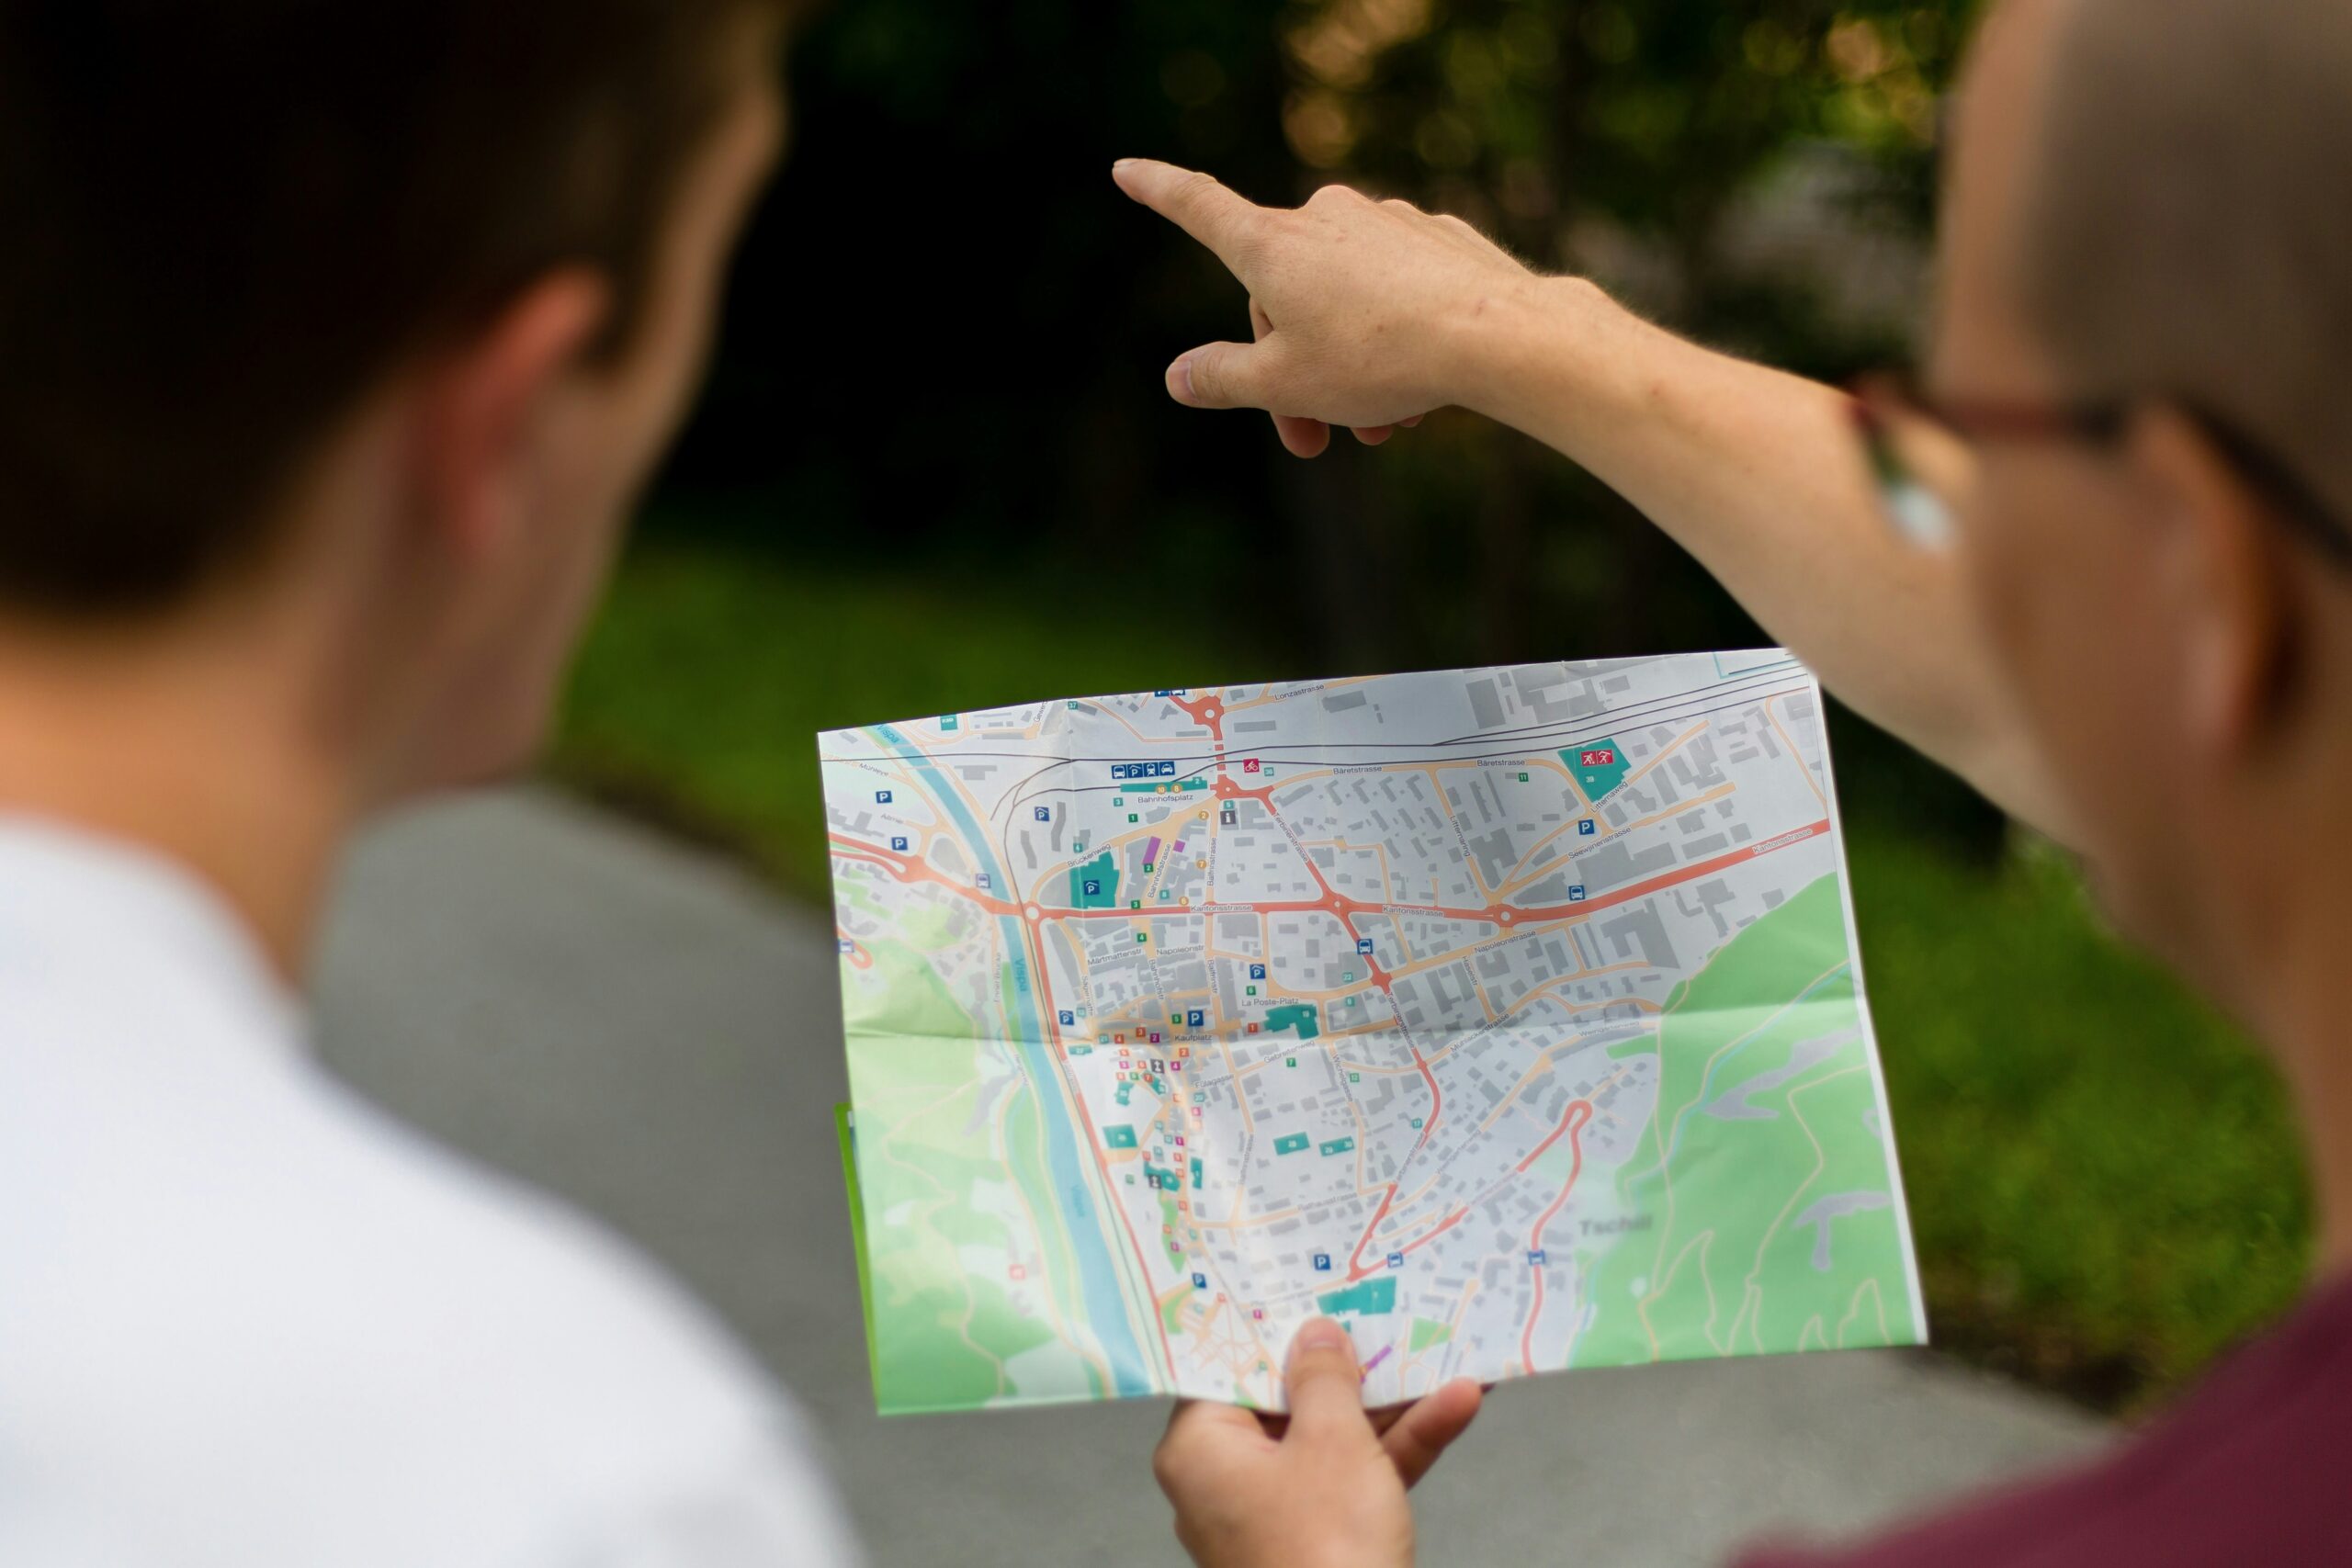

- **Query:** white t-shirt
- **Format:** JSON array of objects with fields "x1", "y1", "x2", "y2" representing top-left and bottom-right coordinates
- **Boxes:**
[{"x1": 0, "y1": 820, "x2": 861, "y2": 1567}]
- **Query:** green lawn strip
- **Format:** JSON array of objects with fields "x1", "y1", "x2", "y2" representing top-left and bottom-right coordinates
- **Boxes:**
[
  {"x1": 561, "y1": 542, "x2": 2313, "y2": 1411},
  {"x1": 555, "y1": 537, "x2": 1274, "y2": 904},
  {"x1": 1849, "y1": 829, "x2": 2308, "y2": 1409}
]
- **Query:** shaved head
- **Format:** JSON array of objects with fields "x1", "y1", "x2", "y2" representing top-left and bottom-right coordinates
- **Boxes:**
[
  {"x1": 1923, "y1": 0, "x2": 2352, "y2": 1014},
  {"x1": 2011, "y1": 0, "x2": 2352, "y2": 528}
]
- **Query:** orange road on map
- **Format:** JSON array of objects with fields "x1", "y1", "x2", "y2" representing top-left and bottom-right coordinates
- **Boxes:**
[
  {"x1": 1022, "y1": 814, "x2": 1836, "y2": 931},
  {"x1": 1519, "y1": 1098, "x2": 1595, "y2": 1373}
]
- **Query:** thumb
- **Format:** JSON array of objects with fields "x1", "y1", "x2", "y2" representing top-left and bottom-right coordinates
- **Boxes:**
[
  {"x1": 1167, "y1": 341, "x2": 1271, "y2": 411},
  {"x1": 1283, "y1": 1316, "x2": 1369, "y2": 1438}
]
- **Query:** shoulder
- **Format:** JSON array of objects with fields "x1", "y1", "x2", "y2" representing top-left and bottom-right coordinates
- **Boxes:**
[
  {"x1": 0, "y1": 978, "x2": 856, "y2": 1566},
  {"x1": 1733, "y1": 1291, "x2": 2352, "y2": 1568}
]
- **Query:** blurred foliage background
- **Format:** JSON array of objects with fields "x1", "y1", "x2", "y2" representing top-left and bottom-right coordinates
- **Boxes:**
[{"x1": 556, "y1": 0, "x2": 2311, "y2": 1413}]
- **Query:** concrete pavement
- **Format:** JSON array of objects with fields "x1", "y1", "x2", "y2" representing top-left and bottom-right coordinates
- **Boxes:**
[{"x1": 312, "y1": 789, "x2": 2103, "y2": 1568}]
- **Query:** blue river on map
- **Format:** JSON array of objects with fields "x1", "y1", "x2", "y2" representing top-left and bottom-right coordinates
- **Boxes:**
[{"x1": 872, "y1": 723, "x2": 1155, "y2": 1397}]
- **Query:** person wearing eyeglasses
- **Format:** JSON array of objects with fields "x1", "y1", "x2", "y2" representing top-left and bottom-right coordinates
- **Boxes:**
[{"x1": 1114, "y1": 0, "x2": 2352, "y2": 1563}]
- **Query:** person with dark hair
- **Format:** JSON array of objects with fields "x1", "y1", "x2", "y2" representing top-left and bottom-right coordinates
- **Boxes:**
[
  {"x1": 1120, "y1": 0, "x2": 2352, "y2": 1562},
  {"x1": 0, "y1": 3, "x2": 858, "y2": 1561}
]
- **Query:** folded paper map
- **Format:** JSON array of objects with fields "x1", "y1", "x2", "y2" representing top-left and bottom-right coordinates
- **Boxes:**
[{"x1": 821, "y1": 652, "x2": 1924, "y2": 1414}]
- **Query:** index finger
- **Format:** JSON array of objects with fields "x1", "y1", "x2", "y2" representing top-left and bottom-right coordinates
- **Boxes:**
[{"x1": 1112, "y1": 158, "x2": 1266, "y2": 270}]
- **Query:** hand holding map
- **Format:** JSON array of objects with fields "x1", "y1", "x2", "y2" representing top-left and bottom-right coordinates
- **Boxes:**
[{"x1": 825, "y1": 653, "x2": 1924, "y2": 1414}]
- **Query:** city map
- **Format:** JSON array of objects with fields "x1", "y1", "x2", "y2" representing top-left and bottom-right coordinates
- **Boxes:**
[{"x1": 823, "y1": 653, "x2": 1925, "y2": 1414}]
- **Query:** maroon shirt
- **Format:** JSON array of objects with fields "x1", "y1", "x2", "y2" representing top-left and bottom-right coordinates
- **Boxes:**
[{"x1": 1739, "y1": 1274, "x2": 2352, "y2": 1567}]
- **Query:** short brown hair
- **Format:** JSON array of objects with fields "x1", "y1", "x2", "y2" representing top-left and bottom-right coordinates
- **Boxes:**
[{"x1": 0, "y1": 0, "x2": 785, "y2": 615}]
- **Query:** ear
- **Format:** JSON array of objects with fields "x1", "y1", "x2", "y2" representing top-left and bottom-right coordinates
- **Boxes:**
[
  {"x1": 411, "y1": 270, "x2": 612, "y2": 560},
  {"x1": 2134, "y1": 405, "x2": 2301, "y2": 755}
]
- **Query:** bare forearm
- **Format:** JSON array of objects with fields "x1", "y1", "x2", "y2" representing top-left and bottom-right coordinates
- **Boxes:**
[{"x1": 1459, "y1": 276, "x2": 2064, "y2": 837}]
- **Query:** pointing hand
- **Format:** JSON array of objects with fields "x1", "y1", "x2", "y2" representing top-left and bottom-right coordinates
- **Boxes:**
[{"x1": 1112, "y1": 158, "x2": 1540, "y2": 457}]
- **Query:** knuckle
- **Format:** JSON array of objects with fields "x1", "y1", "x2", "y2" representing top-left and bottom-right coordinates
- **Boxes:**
[
  {"x1": 1172, "y1": 170, "x2": 1231, "y2": 227},
  {"x1": 1150, "y1": 1437, "x2": 1182, "y2": 1492},
  {"x1": 1250, "y1": 209, "x2": 1302, "y2": 259},
  {"x1": 1188, "y1": 350, "x2": 1224, "y2": 402}
]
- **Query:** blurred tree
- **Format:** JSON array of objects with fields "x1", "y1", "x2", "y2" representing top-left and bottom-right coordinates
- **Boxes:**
[
  {"x1": 1269, "y1": 0, "x2": 1976, "y2": 657},
  {"x1": 1281, "y1": 0, "x2": 1967, "y2": 294}
]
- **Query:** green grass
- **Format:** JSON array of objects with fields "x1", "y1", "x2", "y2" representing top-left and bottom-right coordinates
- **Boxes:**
[
  {"x1": 1849, "y1": 834, "x2": 2308, "y2": 1406},
  {"x1": 556, "y1": 537, "x2": 1284, "y2": 899},
  {"x1": 558, "y1": 536, "x2": 2312, "y2": 1411}
]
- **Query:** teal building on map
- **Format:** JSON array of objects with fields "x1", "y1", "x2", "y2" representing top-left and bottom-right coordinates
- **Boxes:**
[
  {"x1": 1069, "y1": 852, "x2": 1119, "y2": 909},
  {"x1": 1566, "y1": 738, "x2": 1634, "y2": 800},
  {"x1": 1264, "y1": 1002, "x2": 1320, "y2": 1041}
]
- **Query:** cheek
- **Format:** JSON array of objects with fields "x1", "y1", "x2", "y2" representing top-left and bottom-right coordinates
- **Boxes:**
[
  {"x1": 419, "y1": 478, "x2": 630, "y2": 788},
  {"x1": 1962, "y1": 474, "x2": 2199, "y2": 945},
  {"x1": 1960, "y1": 476, "x2": 2080, "y2": 732},
  {"x1": 497, "y1": 491, "x2": 628, "y2": 709},
  {"x1": 1956, "y1": 472, "x2": 2126, "y2": 808},
  {"x1": 1963, "y1": 468, "x2": 2162, "y2": 744}
]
